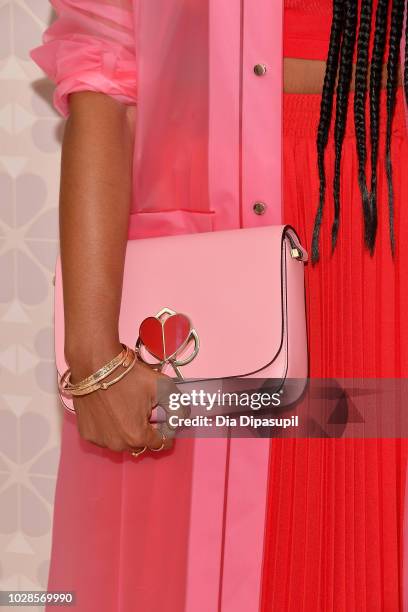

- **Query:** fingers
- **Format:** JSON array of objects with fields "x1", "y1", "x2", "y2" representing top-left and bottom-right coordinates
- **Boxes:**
[{"x1": 74, "y1": 364, "x2": 178, "y2": 455}]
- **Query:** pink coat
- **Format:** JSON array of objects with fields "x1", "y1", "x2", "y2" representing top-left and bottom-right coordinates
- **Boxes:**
[{"x1": 30, "y1": 1, "x2": 408, "y2": 610}]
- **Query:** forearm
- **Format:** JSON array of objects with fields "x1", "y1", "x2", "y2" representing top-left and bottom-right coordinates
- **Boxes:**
[{"x1": 60, "y1": 91, "x2": 136, "y2": 374}]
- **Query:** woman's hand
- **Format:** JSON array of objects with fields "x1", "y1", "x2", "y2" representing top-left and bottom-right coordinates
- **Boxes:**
[{"x1": 68, "y1": 340, "x2": 179, "y2": 454}]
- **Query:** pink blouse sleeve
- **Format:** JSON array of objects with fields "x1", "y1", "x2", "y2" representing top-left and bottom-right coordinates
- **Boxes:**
[{"x1": 30, "y1": 0, "x2": 138, "y2": 118}]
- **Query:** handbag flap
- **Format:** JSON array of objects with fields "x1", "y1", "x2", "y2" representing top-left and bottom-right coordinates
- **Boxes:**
[{"x1": 54, "y1": 224, "x2": 306, "y2": 384}]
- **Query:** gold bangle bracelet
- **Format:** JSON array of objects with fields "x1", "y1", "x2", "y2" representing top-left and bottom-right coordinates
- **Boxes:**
[
  {"x1": 59, "y1": 343, "x2": 129, "y2": 394},
  {"x1": 66, "y1": 349, "x2": 137, "y2": 397},
  {"x1": 62, "y1": 344, "x2": 129, "y2": 390}
]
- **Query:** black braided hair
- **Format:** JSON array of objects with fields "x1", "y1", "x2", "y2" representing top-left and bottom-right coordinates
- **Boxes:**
[
  {"x1": 385, "y1": 0, "x2": 405, "y2": 256},
  {"x1": 332, "y1": 0, "x2": 359, "y2": 251},
  {"x1": 311, "y1": 0, "x2": 406, "y2": 263},
  {"x1": 368, "y1": 0, "x2": 389, "y2": 253},
  {"x1": 311, "y1": 0, "x2": 345, "y2": 263},
  {"x1": 354, "y1": 0, "x2": 373, "y2": 249}
]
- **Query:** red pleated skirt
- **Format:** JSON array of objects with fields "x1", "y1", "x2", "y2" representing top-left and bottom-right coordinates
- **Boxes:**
[{"x1": 261, "y1": 87, "x2": 408, "y2": 610}]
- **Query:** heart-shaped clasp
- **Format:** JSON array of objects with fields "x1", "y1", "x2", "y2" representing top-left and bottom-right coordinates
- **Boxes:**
[{"x1": 136, "y1": 308, "x2": 199, "y2": 378}]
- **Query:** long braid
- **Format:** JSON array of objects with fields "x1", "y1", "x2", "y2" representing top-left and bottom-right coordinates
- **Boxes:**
[
  {"x1": 354, "y1": 0, "x2": 373, "y2": 249},
  {"x1": 368, "y1": 0, "x2": 389, "y2": 253},
  {"x1": 311, "y1": 0, "x2": 345, "y2": 264},
  {"x1": 314, "y1": 0, "x2": 407, "y2": 261},
  {"x1": 385, "y1": 0, "x2": 404, "y2": 256},
  {"x1": 332, "y1": 0, "x2": 359, "y2": 251}
]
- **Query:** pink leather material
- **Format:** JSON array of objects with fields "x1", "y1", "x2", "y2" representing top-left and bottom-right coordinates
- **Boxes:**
[{"x1": 55, "y1": 224, "x2": 308, "y2": 394}]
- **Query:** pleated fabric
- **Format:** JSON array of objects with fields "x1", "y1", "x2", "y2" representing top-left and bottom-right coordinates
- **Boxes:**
[{"x1": 261, "y1": 87, "x2": 408, "y2": 611}]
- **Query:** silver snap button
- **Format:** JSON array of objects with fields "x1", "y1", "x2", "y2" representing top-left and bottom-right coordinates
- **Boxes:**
[
  {"x1": 254, "y1": 63, "x2": 267, "y2": 76},
  {"x1": 253, "y1": 201, "x2": 267, "y2": 215}
]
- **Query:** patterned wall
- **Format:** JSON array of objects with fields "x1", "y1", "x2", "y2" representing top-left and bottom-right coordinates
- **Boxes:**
[{"x1": 0, "y1": 0, "x2": 62, "y2": 604}]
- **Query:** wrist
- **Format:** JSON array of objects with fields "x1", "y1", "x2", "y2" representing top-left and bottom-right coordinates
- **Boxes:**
[{"x1": 65, "y1": 334, "x2": 124, "y2": 382}]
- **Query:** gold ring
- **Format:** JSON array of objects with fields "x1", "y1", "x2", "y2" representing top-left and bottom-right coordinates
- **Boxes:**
[
  {"x1": 148, "y1": 432, "x2": 167, "y2": 452},
  {"x1": 129, "y1": 446, "x2": 147, "y2": 458}
]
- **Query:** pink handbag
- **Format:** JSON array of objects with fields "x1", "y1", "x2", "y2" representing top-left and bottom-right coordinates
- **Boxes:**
[{"x1": 55, "y1": 223, "x2": 308, "y2": 414}]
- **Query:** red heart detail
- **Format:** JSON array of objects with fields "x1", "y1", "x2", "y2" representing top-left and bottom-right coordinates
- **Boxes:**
[
  {"x1": 163, "y1": 314, "x2": 191, "y2": 358},
  {"x1": 139, "y1": 317, "x2": 164, "y2": 360},
  {"x1": 139, "y1": 314, "x2": 191, "y2": 361}
]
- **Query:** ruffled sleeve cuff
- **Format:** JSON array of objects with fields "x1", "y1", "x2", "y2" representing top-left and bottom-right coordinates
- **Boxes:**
[{"x1": 30, "y1": 34, "x2": 138, "y2": 118}]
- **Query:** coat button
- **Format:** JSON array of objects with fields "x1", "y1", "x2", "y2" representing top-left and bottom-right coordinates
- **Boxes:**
[
  {"x1": 253, "y1": 201, "x2": 267, "y2": 215},
  {"x1": 254, "y1": 63, "x2": 267, "y2": 76}
]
